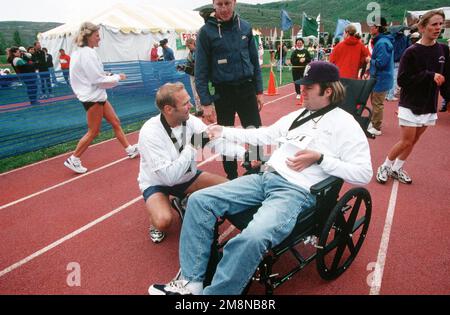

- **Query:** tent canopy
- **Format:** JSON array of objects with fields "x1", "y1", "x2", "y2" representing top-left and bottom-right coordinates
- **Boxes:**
[
  {"x1": 406, "y1": 7, "x2": 450, "y2": 25},
  {"x1": 40, "y1": 3, "x2": 204, "y2": 39},
  {"x1": 38, "y1": 3, "x2": 204, "y2": 65}
]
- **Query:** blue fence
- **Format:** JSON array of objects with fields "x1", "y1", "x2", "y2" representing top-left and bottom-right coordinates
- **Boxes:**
[{"x1": 0, "y1": 60, "x2": 193, "y2": 160}]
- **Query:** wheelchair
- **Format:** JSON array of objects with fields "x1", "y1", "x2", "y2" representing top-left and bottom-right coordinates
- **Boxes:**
[
  {"x1": 201, "y1": 78, "x2": 375, "y2": 294},
  {"x1": 339, "y1": 77, "x2": 377, "y2": 139}
]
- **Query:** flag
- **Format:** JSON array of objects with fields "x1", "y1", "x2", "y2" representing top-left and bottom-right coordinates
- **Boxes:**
[
  {"x1": 280, "y1": 9, "x2": 293, "y2": 31},
  {"x1": 333, "y1": 19, "x2": 351, "y2": 41},
  {"x1": 302, "y1": 13, "x2": 318, "y2": 37}
]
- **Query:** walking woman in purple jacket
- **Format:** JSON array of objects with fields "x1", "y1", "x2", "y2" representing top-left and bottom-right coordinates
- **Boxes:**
[{"x1": 376, "y1": 10, "x2": 450, "y2": 185}]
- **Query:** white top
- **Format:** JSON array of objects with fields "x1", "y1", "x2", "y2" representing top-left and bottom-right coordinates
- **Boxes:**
[
  {"x1": 69, "y1": 46, "x2": 121, "y2": 102},
  {"x1": 137, "y1": 114, "x2": 246, "y2": 192},
  {"x1": 222, "y1": 107, "x2": 373, "y2": 192}
]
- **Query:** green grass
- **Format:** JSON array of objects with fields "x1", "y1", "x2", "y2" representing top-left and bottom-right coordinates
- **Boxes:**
[{"x1": 0, "y1": 51, "x2": 295, "y2": 174}]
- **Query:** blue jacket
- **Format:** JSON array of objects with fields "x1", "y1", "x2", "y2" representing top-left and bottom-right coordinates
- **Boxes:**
[
  {"x1": 195, "y1": 13, "x2": 263, "y2": 105},
  {"x1": 370, "y1": 33, "x2": 394, "y2": 92},
  {"x1": 163, "y1": 47, "x2": 175, "y2": 61}
]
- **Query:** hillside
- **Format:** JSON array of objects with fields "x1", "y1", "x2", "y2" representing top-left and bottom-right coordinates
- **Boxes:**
[
  {"x1": 198, "y1": 0, "x2": 449, "y2": 31},
  {"x1": 0, "y1": 21, "x2": 62, "y2": 53}
]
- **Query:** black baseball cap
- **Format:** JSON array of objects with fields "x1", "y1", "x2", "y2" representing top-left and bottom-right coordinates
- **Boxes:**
[{"x1": 295, "y1": 61, "x2": 340, "y2": 86}]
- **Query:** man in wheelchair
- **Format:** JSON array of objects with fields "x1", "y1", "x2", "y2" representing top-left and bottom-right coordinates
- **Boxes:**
[{"x1": 149, "y1": 61, "x2": 373, "y2": 295}]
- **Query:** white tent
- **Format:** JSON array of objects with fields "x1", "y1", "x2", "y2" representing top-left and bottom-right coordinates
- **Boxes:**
[
  {"x1": 38, "y1": 3, "x2": 204, "y2": 69},
  {"x1": 406, "y1": 7, "x2": 450, "y2": 23}
]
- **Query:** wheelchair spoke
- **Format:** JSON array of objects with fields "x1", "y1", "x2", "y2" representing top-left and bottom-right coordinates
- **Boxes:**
[
  {"x1": 345, "y1": 196, "x2": 362, "y2": 233},
  {"x1": 331, "y1": 241, "x2": 346, "y2": 272},
  {"x1": 352, "y1": 216, "x2": 367, "y2": 233},
  {"x1": 346, "y1": 237, "x2": 356, "y2": 255}
]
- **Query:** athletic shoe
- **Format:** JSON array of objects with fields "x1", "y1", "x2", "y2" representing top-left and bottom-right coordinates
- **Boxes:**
[
  {"x1": 64, "y1": 157, "x2": 87, "y2": 174},
  {"x1": 148, "y1": 271, "x2": 192, "y2": 295},
  {"x1": 171, "y1": 197, "x2": 186, "y2": 221},
  {"x1": 391, "y1": 168, "x2": 412, "y2": 184},
  {"x1": 149, "y1": 226, "x2": 165, "y2": 243},
  {"x1": 376, "y1": 165, "x2": 391, "y2": 184},
  {"x1": 126, "y1": 144, "x2": 139, "y2": 159},
  {"x1": 367, "y1": 127, "x2": 382, "y2": 136}
]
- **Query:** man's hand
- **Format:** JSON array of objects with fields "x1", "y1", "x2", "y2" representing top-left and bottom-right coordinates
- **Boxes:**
[
  {"x1": 434, "y1": 73, "x2": 445, "y2": 87},
  {"x1": 256, "y1": 94, "x2": 264, "y2": 112},
  {"x1": 206, "y1": 124, "x2": 223, "y2": 140},
  {"x1": 202, "y1": 104, "x2": 217, "y2": 123},
  {"x1": 286, "y1": 150, "x2": 321, "y2": 172}
]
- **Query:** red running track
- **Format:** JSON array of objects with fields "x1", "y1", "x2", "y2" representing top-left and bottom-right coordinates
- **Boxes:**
[{"x1": 0, "y1": 83, "x2": 449, "y2": 294}]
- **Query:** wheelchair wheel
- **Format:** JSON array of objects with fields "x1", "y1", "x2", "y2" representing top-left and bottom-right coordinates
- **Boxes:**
[{"x1": 316, "y1": 187, "x2": 371, "y2": 280}]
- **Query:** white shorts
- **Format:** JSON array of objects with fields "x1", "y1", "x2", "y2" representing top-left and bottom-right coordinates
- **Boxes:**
[{"x1": 398, "y1": 106, "x2": 437, "y2": 127}]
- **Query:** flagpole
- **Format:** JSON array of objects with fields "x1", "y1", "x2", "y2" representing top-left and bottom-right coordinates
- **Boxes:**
[
  {"x1": 279, "y1": 30, "x2": 283, "y2": 85},
  {"x1": 316, "y1": 14, "x2": 321, "y2": 60}
]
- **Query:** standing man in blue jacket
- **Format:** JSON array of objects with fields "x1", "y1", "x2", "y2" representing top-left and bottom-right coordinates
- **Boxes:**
[
  {"x1": 367, "y1": 17, "x2": 394, "y2": 136},
  {"x1": 195, "y1": 0, "x2": 264, "y2": 179}
]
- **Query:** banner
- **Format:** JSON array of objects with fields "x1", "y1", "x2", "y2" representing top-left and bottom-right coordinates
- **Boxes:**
[
  {"x1": 179, "y1": 32, "x2": 197, "y2": 46},
  {"x1": 302, "y1": 13, "x2": 318, "y2": 37}
]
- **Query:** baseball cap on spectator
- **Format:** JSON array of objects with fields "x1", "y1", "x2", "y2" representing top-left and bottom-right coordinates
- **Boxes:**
[
  {"x1": 295, "y1": 61, "x2": 340, "y2": 86},
  {"x1": 18, "y1": 46, "x2": 27, "y2": 52}
]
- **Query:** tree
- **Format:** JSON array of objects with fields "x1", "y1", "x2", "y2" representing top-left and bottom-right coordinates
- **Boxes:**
[
  {"x1": 13, "y1": 30, "x2": 22, "y2": 46},
  {"x1": 0, "y1": 32, "x2": 7, "y2": 55}
]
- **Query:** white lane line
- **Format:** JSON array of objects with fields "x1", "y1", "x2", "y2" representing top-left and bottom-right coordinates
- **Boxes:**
[
  {"x1": 218, "y1": 225, "x2": 237, "y2": 244},
  {"x1": 264, "y1": 92, "x2": 296, "y2": 106},
  {"x1": 0, "y1": 157, "x2": 128, "y2": 210},
  {"x1": 0, "y1": 196, "x2": 143, "y2": 278},
  {"x1": 0, "y1": 131, "x2": 140, "y2": 177},
  {"x1": 369, "y1": 180, "x2": 399, "y2": 295}
]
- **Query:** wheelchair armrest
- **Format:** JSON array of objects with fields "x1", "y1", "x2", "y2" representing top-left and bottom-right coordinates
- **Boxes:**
[{"x1": 310, "y1": 176, "x2": 343, "y2": 196}]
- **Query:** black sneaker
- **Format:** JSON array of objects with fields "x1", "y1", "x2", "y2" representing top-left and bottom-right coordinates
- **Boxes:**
[{"x1": 148, "y1": 279, "x2": 192, "y2": 295}]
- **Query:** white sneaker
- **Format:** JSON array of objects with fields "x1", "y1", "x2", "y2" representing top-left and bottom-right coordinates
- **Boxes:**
[
  {"x1": 376, "y1": 165, "x2": 391, "y2": 184},
  {"x1": 126, "y1": 144, "x2": 139, "y2": 159},
  {"x1": 149, "y1": 226, "x2": 165, "y2": 243},
  {"x1": 64, "y1": 157, "x2": 87, "y2": 174},
  {"x1": 391, "y1": 168, "x2": 412, "y2": 184},
  {"x1": 148, "y1": 270, "x2": 192, "y2": 295},
  {"x1": 367, "y1": 127, "x2": 382, "y2": 136},
  {"x1": 296, "y1": 94, "x2": 301, "y2": 100}
]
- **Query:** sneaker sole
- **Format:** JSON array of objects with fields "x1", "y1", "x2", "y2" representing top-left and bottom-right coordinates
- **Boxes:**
[
  {"x1": 376, "y1": 176, "x2": 387, "y2": 184},
  {"x1": 148, "y1": 285, "x2": 166, "y2": 295},
  {"x1": 63, "y1": 161, "x2": 87, "y2": 174},
  {"x1": 150, "y1": 234, "x2": 165, "y2": 243},
  {"x1": 128, "y1": 152, "x2": 139, "y2": 159}
]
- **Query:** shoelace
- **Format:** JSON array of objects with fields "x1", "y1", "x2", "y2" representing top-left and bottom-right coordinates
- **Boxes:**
[{"x1": 168, "y1": 280, "x2": 190, "y2": 294}]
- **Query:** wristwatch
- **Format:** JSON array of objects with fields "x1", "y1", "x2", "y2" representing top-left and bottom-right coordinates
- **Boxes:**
[{"x1": 317, "y1": 153, "x2": 324, "y2": 165}]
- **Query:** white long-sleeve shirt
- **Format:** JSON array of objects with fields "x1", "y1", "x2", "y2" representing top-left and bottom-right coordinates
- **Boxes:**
[
  {"x1": 69, "y1": 46, "x2": 121, "y2": 102},
  {"x1": 222, "y1": 107, "x2": 373, "y2": 192},
  {"x1": 137, "y1": 114, "x2": 246, "y2": 192}
]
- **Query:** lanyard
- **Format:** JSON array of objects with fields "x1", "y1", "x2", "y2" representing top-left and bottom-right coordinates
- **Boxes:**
[
  {"x1": 288, "y1": 104, "x2": 337, "y2": 131},
  {"x1": 160, "y1": 115, "x2": 187, "y2": 153}
]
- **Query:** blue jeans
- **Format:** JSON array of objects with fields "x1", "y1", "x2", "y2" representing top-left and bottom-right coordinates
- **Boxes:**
[
  {"x1": 387, "y1": 62, "x2": 399, "y2": 100},
  {"x1": 179, "y1": 172, "x2": 315, "y2": 295}
]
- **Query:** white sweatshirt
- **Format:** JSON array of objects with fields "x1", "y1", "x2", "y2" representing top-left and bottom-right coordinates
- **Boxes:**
[
  {"x1": 222, "y1": 107, "x2": 373, "y2": 192},
  {"x1": 69, "y1": 46, "x2": 121, "y2": 102},
  {"x1": 137, "y1": 114, "x2": 246, "y2": 192}
]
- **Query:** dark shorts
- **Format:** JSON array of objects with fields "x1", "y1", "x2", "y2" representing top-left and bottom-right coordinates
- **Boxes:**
[
  {"x1": 82, "y1": 101, "x2": 106, "y2": 111},
  {"x1": 143, "y1": 170, "x2": 202, "y2": 202}
]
